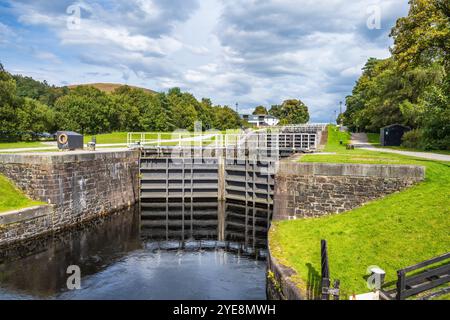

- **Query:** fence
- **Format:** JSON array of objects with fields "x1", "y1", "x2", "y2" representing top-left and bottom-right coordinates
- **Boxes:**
[
  {"x1": 380, "y1": 252, "x2": 450, "y2": 300},
  {"x1": 128, "y1": 131, "x2": 321, "y2": 152}
]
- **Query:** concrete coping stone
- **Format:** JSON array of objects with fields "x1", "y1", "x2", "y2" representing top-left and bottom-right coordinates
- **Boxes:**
[
  {"x1": 0, "y1": 150, "x2": 140, "y2": 165},
  {"x1": 0, "y1": 205, "x2": 52, "y2": 225},
  {"x1": 277, "y1": 162, "x2": 425, "y2": 179}
]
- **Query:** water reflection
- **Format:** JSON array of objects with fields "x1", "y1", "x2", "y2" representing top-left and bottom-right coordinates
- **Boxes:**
[
  {"x1": 0, "y1": 201, "x2": 270, "y2": 300},
  {"x1": 141, "y1": 200, "x2": 271, "y2": 258}
]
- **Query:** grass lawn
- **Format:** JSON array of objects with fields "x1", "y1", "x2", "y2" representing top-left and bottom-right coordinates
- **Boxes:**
[
  {"x1": 85, "y1": 131, "x2": 245, "y2": 146},
  {"x1": 0, "y1": 141, "x2": 46, "y2": 150},
  {"x1": 84, "y1": 131, "x2": 228, "y2": 145},
  {"x1": 84, "y1": 132, "x2": 181, "y2": 144},
  {"x1": 366, "y1": 132, "x2": 380, "y2": 144},
  {"x1": 84, "y1": 132, "x2": 129, "y2": 144},
  {"x1": 269, "y1": 125, "x2": 450, "y2": 298},
  {"x1": 0, "y1": 175, "x2": 44, "y2": 213}
]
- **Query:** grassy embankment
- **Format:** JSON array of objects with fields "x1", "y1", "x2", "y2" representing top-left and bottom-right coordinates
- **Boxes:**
[
  {"x1": 0, "y1": 175, "x2": 44, "y2": 213},
  {"x1": 0, "y1": 141, "x2": 47, "y2": 150},
  {"x1": 270, "y1": 125, "x2": 450, "y2": 298}
]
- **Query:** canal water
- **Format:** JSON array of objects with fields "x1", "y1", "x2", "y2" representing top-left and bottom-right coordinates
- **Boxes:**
[{"x1": 0, "y1": 201, "x2": 270, "y2": 300}]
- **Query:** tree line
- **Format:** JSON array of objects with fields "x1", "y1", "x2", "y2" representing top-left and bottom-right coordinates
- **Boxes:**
[
  {"x1": 0, "y1": 64, "x2": 311, "y2": 141},
  {"x1": 0, "y1": 66, "x2": 243, "y2": 141},
  {"x1": 251, "y1": 99, "x2": 310, "y2": 125},
  {"x1": 343, "y1": 0, "x2": 449, "y2": 150}
]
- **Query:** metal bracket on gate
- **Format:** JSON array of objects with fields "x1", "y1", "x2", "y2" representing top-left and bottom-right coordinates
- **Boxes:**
[{"x1": 322, "y1": 287, "x2": 340, "y2": 296}]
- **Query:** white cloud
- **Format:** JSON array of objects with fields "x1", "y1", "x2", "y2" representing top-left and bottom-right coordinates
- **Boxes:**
[
  {"x1": 34, "y1": 51, "x2": 61, "y2": 64},
  {"x1": 0, "y1": 22, "x2": 16, "y2": 43},
  {"x1": 3, "y1": 0, "x2": 410, "y2": 122}
]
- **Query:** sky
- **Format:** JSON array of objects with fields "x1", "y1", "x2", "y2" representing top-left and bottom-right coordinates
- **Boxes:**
[{"x1": 0, "y1": 0, "x2": 410, "y2": 122}]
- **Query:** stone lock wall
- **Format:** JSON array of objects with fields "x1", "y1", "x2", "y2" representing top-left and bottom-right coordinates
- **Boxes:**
[
  {"x1": 0, "y1": 150, "x2": 140, "y2": 246},
  {"x1": 267, "y1": 161, "x2": 425, "y2": 300},
  {"x1": 266, "y1": 248, "x2": 304, "y2": 300},
  {"x1": 273, "y1": 162, "x2": 425, "y2": 220}
]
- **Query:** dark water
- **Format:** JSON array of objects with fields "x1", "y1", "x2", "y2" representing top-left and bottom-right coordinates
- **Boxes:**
[{"x1": 0, "y1": 201, "x2": 270, "y2": 300}]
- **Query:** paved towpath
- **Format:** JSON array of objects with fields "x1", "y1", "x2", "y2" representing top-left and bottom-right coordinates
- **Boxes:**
[
  {"x1": 0, "y1": 134, "x2": 219, "y2": 153},
  {"x1": 351, "y1": 133, "x2": 450, "y2": 162}
]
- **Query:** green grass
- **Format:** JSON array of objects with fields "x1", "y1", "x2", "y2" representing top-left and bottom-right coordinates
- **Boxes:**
[
  {"x1": 322, "y1": 125, "x2": 351, "y2": 152},
  {"x1": 432, "y1": 292, "x2": 450, "y2": 300},
  {"x1": 269, "y1": 125, "x2": 450, "y2": 299},
  {"x1": 84, "y1": 132, "x2": 183, "y2": 144},
  {"x1": 84, "y1": 132, "x2": 129, "y2": 144},
  {"x1": 0, "y1": 175, "x2": 44, "y2": 213},
  {"x1": 84, "y1": 131, "x2": 226, "y2": 145},
  {"x1": 0, "y1": 141, "x2": 46, "y2": 150},
  {"x1": 367, "y1": 133, "x2": 380, "y2": 144}
]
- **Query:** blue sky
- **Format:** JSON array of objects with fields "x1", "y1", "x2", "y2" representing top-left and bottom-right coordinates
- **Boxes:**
[{"x1": 0, "y1": 0, "x2": 409, "y2": 122}]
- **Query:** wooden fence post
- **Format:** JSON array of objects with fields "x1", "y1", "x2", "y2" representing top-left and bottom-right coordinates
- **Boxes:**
[
  {"x1": 321, "y1": 239, "x2": 330, "y2": 300},
  {"x1": 396, "y1": 270, "x2": 405, "y2": 300}
]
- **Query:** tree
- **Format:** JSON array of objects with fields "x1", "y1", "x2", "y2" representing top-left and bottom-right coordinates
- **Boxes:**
[
  {"x1": 420, "y1": 81, "x2": 450, "y2": 149},
  {"x1": 390, "y1": 0, "x2": 450, "y2": 71},
  {"x1": 111, "y1": 85, "x2": 173, "y2": 132},
  {"x1": 145, "y1": 93, "x2": 174, "y2": 132},
  {"x1": 268, "y1": 104, "x2": 282, "y2": 118},
  {"x1": 54, "y1": 86, "x2": 113, "y2": 134},
  {"x1": 167, "y1": 88, "x2": 198, "y2": 131},
  {"x1": 0, "y1": 65, "x2": 19, "y2": 134},
  {"x1": 252, "y1": 105, "x2": 268, "y2": 115},
  {"x1": 270, "y1": 99, "x2": 310, "y2": 124},
  {"x1": 343, "y1": 57, "x2": 445, "y2": 132},
  {"x1": 17, "y1": 98, "x2": 55, "y2": 134},
  {"x1": 343, "y1": 0, "x2": 449, "y2": 151},
  {"x1": 13, "y1": 74, "x2": 68, "y2": 107},
  {"x1": 213, "y1": 106, "x2": 242, "y2": 130},
  {"x1": 196, "y1": 98, "x2": 216, "y2": 130}
]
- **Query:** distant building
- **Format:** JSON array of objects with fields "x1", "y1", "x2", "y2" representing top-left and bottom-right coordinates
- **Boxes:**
[{"x1": 240, "y1": 114, "x2": 280, "y2": 127}]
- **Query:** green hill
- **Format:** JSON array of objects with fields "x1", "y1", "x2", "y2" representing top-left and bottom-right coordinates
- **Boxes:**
[{"x1": 68, "y1": 83, "x2": 156, "y2": 94}]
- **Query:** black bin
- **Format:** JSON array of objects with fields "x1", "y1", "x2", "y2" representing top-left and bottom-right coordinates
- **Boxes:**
[
  {"x1": 57, "y1": 131, "x2": 84, "y2": 150},
  {"x1": 380, "y1": 124, "x2": 410, "y2": 147}
]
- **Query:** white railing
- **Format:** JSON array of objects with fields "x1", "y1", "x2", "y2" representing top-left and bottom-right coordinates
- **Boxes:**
[
  {"x1": 127, "y1": 132, "x2": 222, "y2": 148},
  {"x1": 128, "y1": 125, "x2": 326, "y2": 149},
  {"x1": 128, "y1": 132, "x2": 320, "y2": 151}
]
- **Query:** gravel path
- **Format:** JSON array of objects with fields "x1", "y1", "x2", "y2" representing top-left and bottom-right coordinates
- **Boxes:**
[{"x1": 351, "y1": 133, "x2": 450, "y2": 162}]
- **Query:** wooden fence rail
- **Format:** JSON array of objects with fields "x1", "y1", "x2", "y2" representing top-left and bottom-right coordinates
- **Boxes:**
[{"x1": 381, "y1": 252, "x2": 450, "y2": 300}]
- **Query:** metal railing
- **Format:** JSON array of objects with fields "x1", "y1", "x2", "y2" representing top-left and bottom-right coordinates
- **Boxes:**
[
  {"x1": 127, "y1": 124, "x2": 326, "y2": 151},
  {"x1": 128, "y1": 131, "x2": 320, "y2": 151},
  {"x1": 127, "y1": 132, "x2": 221, "y2": 147}
]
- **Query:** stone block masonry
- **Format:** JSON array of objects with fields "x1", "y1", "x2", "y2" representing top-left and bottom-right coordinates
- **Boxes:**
[
  {"x1": 0, "y1": 150, "x2": 140, "y2": 246},
  {"x1": 273, "y1": 162, "x2": 425, "y2": 220}
]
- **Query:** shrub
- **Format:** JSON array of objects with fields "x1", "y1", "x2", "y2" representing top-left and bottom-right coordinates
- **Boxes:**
[{"x1": 401, "y1": 129, "x2": 424, "y2": 149}]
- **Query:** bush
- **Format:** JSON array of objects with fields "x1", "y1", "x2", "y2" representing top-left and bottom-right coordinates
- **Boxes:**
[{"x1": 401, "y1": 129, "x2": 424, "y2": 149}]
